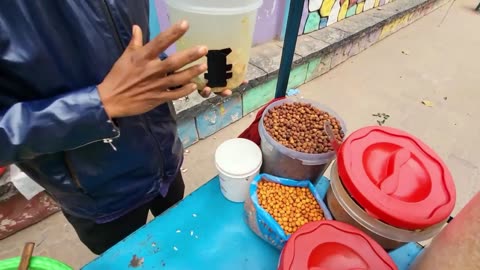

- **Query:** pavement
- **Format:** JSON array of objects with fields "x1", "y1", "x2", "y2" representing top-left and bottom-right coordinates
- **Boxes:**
[{"x1": 1, "y1": 1, "x2": 479, "y2": 268}]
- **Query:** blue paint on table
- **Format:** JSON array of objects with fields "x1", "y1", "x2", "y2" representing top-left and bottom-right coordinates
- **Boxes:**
[
  {"x1": 83, "y1": 177, "x2": 279, "y2": 270},
  {"x1": 389, "y1": 242, "x2": 424, "y2": 270},
  {"x1": 83, "y1": 176, "x2": 423, "y2": 269}
]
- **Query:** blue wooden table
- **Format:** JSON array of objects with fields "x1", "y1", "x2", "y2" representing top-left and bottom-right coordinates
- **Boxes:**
[{"x1": 83, "y1": 177, "x2": 423, "y2": 270}]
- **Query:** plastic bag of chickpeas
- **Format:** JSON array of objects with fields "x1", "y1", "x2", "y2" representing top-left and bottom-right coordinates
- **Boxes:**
[{"x1": 244, "y1": 174, "x2": 333, "y2": 250}]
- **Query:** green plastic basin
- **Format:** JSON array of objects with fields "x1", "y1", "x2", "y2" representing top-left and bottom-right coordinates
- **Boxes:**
[{"x1": 0, "y1": 256, "x2": 72, "y2": 270}]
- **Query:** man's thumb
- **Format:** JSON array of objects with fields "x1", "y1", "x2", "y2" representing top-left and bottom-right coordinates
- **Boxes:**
[{"x1": 128, "y1": 25, "x2": 143, "y2": 49}]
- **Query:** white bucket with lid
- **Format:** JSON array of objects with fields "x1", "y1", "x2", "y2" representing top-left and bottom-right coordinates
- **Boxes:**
[{"x1": 215, "y1": 138, "x2": 262, "y2": 202}]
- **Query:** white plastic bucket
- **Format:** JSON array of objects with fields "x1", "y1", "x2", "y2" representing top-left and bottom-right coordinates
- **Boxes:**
[
  {"x1": 165, "y1": 0, "x2": 263, "y2": 92},
  {"x1": 215, "y1": 138, "x2": 262, "y2": 202}
]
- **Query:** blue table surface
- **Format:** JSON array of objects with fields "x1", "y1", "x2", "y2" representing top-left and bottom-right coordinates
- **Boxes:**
[{"x1": 83, "y1": 177, "x2": 422, "y2": 270}]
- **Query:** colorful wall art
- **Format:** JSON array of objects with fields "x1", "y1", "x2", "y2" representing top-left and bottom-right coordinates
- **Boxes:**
[{"x1": 299, "y1": 0, "x2": 394, "y2": 34}]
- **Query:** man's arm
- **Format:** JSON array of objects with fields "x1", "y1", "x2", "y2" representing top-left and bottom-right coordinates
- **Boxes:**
[
  {"x1": 0, "y1": 21, "x2": 208, "y2": 165},
  {"x1": 0, "y1": 86, "x2": 118, "y2": 165}
]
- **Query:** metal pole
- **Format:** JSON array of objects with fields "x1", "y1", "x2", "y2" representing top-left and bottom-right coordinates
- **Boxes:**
[{"x1": 275, "y1": 0, "x2": 306, "y2": 98}]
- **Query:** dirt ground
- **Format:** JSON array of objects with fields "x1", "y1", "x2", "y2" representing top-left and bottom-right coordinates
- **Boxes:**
[{"x1": 1, "y1": 1, "x2": 479, "y2": 268}]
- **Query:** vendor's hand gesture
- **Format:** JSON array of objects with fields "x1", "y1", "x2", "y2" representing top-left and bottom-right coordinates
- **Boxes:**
[
  {"x1": 98, "y1": 21, "x2": 231, "y2": 118},
  {"x1": 198, "y1": 80, "x2": 247, "y2": 98}
]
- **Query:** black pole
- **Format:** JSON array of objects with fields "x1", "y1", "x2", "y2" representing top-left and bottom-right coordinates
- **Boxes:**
[{"x1": 275, "y1": 0, "x2": 306, "y2": 98}]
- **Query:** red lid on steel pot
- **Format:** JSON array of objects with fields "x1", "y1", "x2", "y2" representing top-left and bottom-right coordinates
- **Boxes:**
[
  {"x1": 337, "y1": 126, "x2": 456, "y2": 229},
  {"x1": 278, "y1": 220, "x2": 397, "y2": 270}
]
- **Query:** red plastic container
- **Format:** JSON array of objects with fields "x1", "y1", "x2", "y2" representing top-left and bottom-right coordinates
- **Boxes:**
[
  {"x1": 327, "y1": 126, "x2": 456, "y2": 249},
  {"x1": 278, "y1": 220, "x2": 397, "y2": 270},
  {"x1": 337, "y1": 126, "x2": 456, "y2": 229}
]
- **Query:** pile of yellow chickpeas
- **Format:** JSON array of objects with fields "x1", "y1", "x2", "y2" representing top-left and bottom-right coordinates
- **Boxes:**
[{"x1": 257, "y1": 179, "x2": 325, "y2": 235}]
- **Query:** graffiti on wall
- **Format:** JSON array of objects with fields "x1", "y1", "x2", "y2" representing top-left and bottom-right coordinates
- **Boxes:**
[{"x1": 302, "y1": 0, "x2": 394, "y2": 33}]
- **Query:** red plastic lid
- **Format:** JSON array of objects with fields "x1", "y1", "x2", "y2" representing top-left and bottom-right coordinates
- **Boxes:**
[
  {"x1": 337, "y1": 126, "x2": 456, "y2": 229},
  {"x1": 278, "y1": 220, "x2": 397, "y2": 270}
]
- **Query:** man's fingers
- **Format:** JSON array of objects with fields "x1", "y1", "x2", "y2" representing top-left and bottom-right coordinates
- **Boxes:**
[
  {"x1": 199, "y1": 87, "x2": 212, "y2": 98},
  {"x1": 218, "y1": 89, "x2": 232, "y2": 97},
  {"x1": 199, "y1": 88, "x2": 232, "y2": 98},
  {"x1": 141, "y1": 21, "x2": 189, "y2": 60},
  {"x1": 156, "y1": 46, "x2": 208, "y2": 74},
  {"x1": 162, "y1": 83, "x2": 198, "y2": 101},
  {"x1": 160, "y1": 64, "x2": 207, "y2": 89},
  {"x1": 128, "y1": 25, "x2": 144, "y2": 50}
]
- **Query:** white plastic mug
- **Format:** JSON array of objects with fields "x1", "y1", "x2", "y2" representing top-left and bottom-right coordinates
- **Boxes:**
[{"x1": 215, "y1": 138, "x2": 262, "y2": 202}]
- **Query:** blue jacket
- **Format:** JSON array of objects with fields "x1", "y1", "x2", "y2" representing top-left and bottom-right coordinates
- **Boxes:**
[{"x1": 0, "y1": 0, "x2": 183, "y2": 223}]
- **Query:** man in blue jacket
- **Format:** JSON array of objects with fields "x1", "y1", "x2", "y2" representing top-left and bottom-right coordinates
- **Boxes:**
[{"x1": 0, "y1": 1, "x2": 230, "y2": 254}]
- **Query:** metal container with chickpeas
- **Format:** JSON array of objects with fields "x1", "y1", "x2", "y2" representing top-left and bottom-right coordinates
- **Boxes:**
[
  {"x1": 244, "y1": 174, "x2": 332, "y2": 250},
  {"x1": 259, "y1": 99, "x2": 346, "y2": 183}
]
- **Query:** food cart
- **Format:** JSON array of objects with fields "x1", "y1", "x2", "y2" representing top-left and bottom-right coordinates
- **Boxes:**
[
  {"x1": 82, "y1": 176, "x2": 424, "y2": 269},
  {"x1": 82, "y1": 1, "x2": 435, "y2": 269}
]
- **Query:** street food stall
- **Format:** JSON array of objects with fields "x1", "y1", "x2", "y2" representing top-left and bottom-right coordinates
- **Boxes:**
[
  {"x1": 83, "y1": 0, "x2": 463, "y2": 269},
  {"x1": 1, "y1": 0, "x2": 478, "y2": 269}
]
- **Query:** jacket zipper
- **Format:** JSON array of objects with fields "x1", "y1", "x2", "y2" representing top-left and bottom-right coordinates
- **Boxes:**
[
  {"x1": 64, "y1": 153, "x2": 85, "y2": 192},
  {"x1": 67, "y1": 130, "x2": 120, "y2": 152},
  {"x1": 100, "y1": 1, "x2": 165, "y2": 178},
  {"x1": 100, "y1": 0, "x2": 124, "y2": 51}
]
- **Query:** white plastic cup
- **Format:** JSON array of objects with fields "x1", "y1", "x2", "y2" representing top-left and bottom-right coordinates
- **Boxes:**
[
  {"x1": 165, "y1": 0, "x2": 263, "y2": 92},
  {"x1": 215, "y1": 138, "x2": 262, "y2": 202}
]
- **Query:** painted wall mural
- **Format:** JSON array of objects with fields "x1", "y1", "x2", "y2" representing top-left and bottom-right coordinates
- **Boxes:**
[{"x1": 300, "y1": 0, "x2": 394, "y2": 34}]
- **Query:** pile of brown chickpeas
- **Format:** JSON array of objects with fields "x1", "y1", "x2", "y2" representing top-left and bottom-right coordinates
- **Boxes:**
[
  {"x1": 263, "y1": 102, "x2": 345, "y2": 154},
  {"x1": 257, "y1": 179, "x2": 325, "y2": 235}
]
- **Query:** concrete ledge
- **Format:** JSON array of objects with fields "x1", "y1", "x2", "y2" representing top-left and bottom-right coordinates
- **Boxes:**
[{"x1": 176, "y1": 0, "x2": 450, "y2": 148}]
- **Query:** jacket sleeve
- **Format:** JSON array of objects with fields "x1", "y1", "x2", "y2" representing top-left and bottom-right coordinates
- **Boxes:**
[{"x1": 0, "y1": 86, "x2": 120, "y2": 166}]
